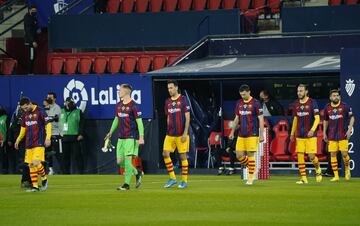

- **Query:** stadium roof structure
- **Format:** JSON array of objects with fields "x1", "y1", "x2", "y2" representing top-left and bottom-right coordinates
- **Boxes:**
[
  {"x1": 148, "y1": 32, "x2": 360, "y2": 79},
  {"x1": 149, "y1": 54, "x2": 340, "y2": 77}
]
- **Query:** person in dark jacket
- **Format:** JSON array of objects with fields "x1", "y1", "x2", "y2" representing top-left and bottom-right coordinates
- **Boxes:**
[
  {"x1": 23, "y1": 5, "x2": 38, "y2": 74},
  {"x1": 259, "y1": 90, "x2": 284, "y2": 116},
  {"x1": 214, "y1": 129, "x2": 239, "y2": 175}
]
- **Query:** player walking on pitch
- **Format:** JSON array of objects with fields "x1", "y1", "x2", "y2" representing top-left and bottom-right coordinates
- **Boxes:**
[
  {"x1": 105, "y1": 84, "x2": 144, "y2": 191},
  {"x1": 163, "y1": 80, "x2": 190, "y2": 189},
  {"x1": 229, "y1": 85, "x2": 264, "y2": 185},
  {"x1": 290, "y1": 84, "x2": 322, "y2": 184},
  {"x1": 15, "y1": 97, "x2": 51, "y2": 192},
  {"x1": 323, "y1": 89, "x2": 355, "y2": 182}
]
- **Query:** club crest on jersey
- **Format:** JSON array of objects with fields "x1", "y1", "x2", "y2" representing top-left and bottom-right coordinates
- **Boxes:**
[
  {"x1": 177, "y1": 102, "x2": 181, "y2": 106},
  {"x1": 126, "y1": 107, "x2": 130, "y2": 111},
  {"x1": 305, "y1": 105, "x2": 309, "y2": 109}
]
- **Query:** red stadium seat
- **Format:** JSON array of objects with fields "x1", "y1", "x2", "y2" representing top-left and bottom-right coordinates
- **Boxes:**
[
  {"x1": 252, "y1": 0, "x2": 265, "y2": 15},
  {"x1": 123, "y1": 56, "x2": 137, "y2": 73},
  {"x1": 108, "y1": 56, "x2": 122, "y2": 74},
  {"x1": 164, "y1": 0, "x2": 178, "y2": 11},
  {"x1": 223, "y1": 0, "x2": 236, "y2": 9},
  {"x1": 152, "y1": 55, "x2": 167, "y2": 70},
  {"x1": 137, "y1": 55, "x2": 152, "y2": 73},
  {"x1": 268, "y1": 0, "x2": 281, "y2": 14},
  {"x1": 150, "y1": 0, "x2": 163, "y2": 12},
  {"x1": 193, "y1": 0, "x2": 207, "y2": 10},
  {"x1": 208, "y1": 0, "x2": 222, "y2": 9},
  {"x1": 64, "y1": 57, "x2": 78, "y2": 75},
  {"x1": 223, "y1": 120, "x2": 234, "y2": 137},
  {"x1": 345, "y1": 0, "x2": 358, "y2": 4},
  {"x1": 207, "y1": 132, "x2": 222, "y2": 168},
  {"x1": 178, "y1": 0, "x2": 192, "y2": 11},
  {"x1": 167, "y1": 55, "x2": 179, "y2": 65},
  {"x1": 94, "y1": 56, "x2": 108, "y2": 74},
  {"x1": 122, "y1": 0, "x2": 135, "y2": 13},
  {"x1": 50, "y1": 57, "x2": 64, "y2": 75},
  {"x1": 136, "y1": 0, "x2": 149, "y2": 12},
  {"x1": 270, "y1": 120, "x2": 291, "y2": 161},
  {"x1": 79, "y1": 56, "x2": 92, "y2": 74},
  {"x1": 0, "y1": 58, "x2": 17, "y2": 75},
  {"x1": 107, "y1": 0, "x2": 121, "y2": 13},
  {"x1": 237, "y1": 0, "x2": 251, "y2": 12},
  {"x1": 328, "y1": 0, "x2": 342, "y2": 5},
  {"x1": 316, "y1": 121, "x2": 327, "y2": 162}
]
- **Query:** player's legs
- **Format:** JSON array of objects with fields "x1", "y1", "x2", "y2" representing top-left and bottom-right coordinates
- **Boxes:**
[
  {"x1": 116, "y1": 139, "x2": 125, "y2": 168},
  {"x1": 26, "y1": 147, "x2": 46, "y2": 191},
  {"x1": 295, "y1": 138, "x2": 308, "y2": 184},
  {"x1": 245, "y1": 137, "x2": 258, "y2": 184},
  {"x1": 178, "y1": 153, "x2": 188, "y2": 188},
  {"x1": 175, "y1": 136, "x2": 189, "y2": 188},
  {"x1": 163, "y1": 136, "x2": 177, "y2": 184},
  {"x1": 236, "y1": 137, "x2": 248, "y2": 167},
  {"x1": 119, "y1": 139, "x2": 139, "y2": 190},
  {"x1": 339, "y1": 140, "x2": 351, "y2": 180},
  {"x1": 328, "y1": 141, "x2": 340, "y2": 181},
  {"x1": 306, "y1": 137, "x2": 321, "y2": 182}
]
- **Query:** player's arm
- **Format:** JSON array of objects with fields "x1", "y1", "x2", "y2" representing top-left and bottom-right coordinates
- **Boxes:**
[
  {"x1": 15, "y1": 126, "x2": 26, "y2": 150},
  {"x1": 323, "y1": 120, "x2": 328, "y2": 142},
  {"x1": 309, "y1": 115, "x2": 320, "y2": 135},
  {"x1": 105, "y1": 117, "x2": 118, "y2": 140},
  {"x1": 229, "y1": 115, "x2": 239, "y2": 140},
  {"x1": 290, "y1": 116, "x2": 298, "y2": 141},
  {"x1": 182, "y1": 112, "x2": 190, "y2": 142},
  {"x1": 136, "y1": 118, "x2": 144, "y2": 145},
  {"x1": 346, "y1": 116, "x2": 355, "y2": 139}
]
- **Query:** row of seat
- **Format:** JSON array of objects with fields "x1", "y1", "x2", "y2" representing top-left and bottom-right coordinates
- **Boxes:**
[
  {"x1": 329, "y1": 0, "x2": 359, "y2": 5},
  {"x1": 0, "y1": 58, "x2": 17, "y2": 75},
  {"x1": 269, "y1": 119, "x2": 327, "y2": 162},
  {"x1": 107, "y1": 0, "x2": 281, "y2": 15},
  {"x1": 48, "y1": 52, "x2": 182, "y2": 75}
]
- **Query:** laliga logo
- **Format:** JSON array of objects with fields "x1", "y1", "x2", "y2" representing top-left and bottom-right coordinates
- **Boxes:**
[
  {"x1": 64, "y1": 80, "x2": 142, "y2": 111},
  {"x1": 345, "y1": 79, "x2": 355, "y2": 97},
  {"x1": 53, "y1": 0, "x2": 68, "y2": 13},
  {"x1": 63, "y1": 79, "x2": 88, "y2": 112}
]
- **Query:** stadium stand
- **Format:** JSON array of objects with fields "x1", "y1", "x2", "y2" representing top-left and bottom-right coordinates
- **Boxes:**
[{"x1": 47, "y1": 51, "x2": 183, "y2": 74}]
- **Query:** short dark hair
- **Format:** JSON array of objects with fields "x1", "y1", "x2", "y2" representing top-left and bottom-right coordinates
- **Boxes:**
[
  {"x1": 329, "y1": 89, "x2": 340, "y2": 96},
  {"x1": 121, "y1": 84, "x2": 133, "y2": 92},
  {"x1": 167, "y1": 80, "x2": 178, "y2": 87},
  {"x1": 48, "y1": 92, "x2": 57, "y2": 99},
  {"x1": 297, "y1": 84, "x2": 308, "y2": 91},
  {"x1": 20, "y1": 97, "x2": 31, "y2": 106},
  {"x1": 239, "y1": 84, "x2": 250, "y2": 92},
  {"x1": 261, "y1": 89, "x2": 270, "y2": 97}
]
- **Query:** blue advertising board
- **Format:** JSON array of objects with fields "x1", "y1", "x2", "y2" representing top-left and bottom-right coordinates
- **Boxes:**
[
  {"x1": 340, "y1": 48, "x2": 360, "y2": 177},
  {"x1": 1, "y1": 74, "x2": 153, "y2": 119}
]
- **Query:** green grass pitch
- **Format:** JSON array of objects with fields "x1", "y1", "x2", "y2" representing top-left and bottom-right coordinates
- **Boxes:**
[{"x1": 0, "y1": 174, "x2": 359, "y2": 226}]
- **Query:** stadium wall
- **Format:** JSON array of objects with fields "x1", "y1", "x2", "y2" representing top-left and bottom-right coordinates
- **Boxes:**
[
  {"x1": 48, "y1": 10, "x2": 241, "y2": 49},
  {"x1": 282, "y1": 5, "x2": 360, "y2": 33}
]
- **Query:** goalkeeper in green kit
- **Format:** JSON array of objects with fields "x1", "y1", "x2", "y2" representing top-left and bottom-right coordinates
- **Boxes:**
[{"x1": 105, "y1": 84, "x2": 144, "y2": 191}]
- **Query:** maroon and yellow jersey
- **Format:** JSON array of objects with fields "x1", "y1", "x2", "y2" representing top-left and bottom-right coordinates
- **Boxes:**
[
  {"x1": 234, "y1": 98, "x2": 263, "y2": 138},
  {"x1": 292, "y1": 98, "x2": 319, "y2": 138},
  {"x1": 21, "y1": 106, "x2": 49, "y2": 149},
  {"x1": 324, "y1": 102, "x2": 353, "y2": 141},
  {"x1": 115, "y1": 100, "x2": 142, "y2": 139},
  {"x1": 165, "y1": 95, "x2": 190, "y2": 136}
]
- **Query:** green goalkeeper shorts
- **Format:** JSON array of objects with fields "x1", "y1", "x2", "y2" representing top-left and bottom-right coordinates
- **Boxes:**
[{"x1": 116, "y1": 139, "x2": 139, "y2": 159}]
